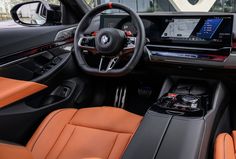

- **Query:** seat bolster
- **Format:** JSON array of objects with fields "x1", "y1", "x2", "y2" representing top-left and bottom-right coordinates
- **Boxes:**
[
  {"x1": 0, "y1": 143, "x2": 33, "y2": 159},
  {"x1": 70, "y1": 107, "x2": 142, "y2": 133},
  {"x1": 214, "y1": 133, "x2": 236, "y2": 159},
  {"x1": 231, "y1": 131, "x2": 236, "y2": 152},
  {"x1": 26, "y1": 109, "x2": 78, "y2": 159}
]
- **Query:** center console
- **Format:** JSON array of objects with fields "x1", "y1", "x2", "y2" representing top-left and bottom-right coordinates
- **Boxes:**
[
  {"x1": 122, "y1": 77, "x2": 229, "y2": 159},
  {"x1": 153, "y1": 81, "x2": 210, "y2": 117}
]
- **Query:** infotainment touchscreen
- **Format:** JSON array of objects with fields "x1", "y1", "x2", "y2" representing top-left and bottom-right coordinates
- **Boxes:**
[
  {"x1": 157, "y1": 15, "x2": 233, "y2": 48},
  {"x1": 197, "y1": 18, "x2": 223, "y2": 39},
  {"x1": 162, "y1": 19, "x2": 200, "y2": 39},
  {"x1": 161, "y1": 18, "x2": 226, "y2": 40}
]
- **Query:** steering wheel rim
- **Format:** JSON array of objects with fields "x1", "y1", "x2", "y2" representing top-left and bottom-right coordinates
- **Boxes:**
[{"x1": 74, "y1": 2, "x2": 146, "y2": 77}]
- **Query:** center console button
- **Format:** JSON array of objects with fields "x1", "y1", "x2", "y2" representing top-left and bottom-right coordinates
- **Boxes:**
[{"x1": 180, "y1": 95, "x2": 199, "y2": 108}]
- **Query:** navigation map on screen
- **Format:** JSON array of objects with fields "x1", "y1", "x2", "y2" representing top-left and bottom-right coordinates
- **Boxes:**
[{"x1": 161, "y1": 19, "x2": 200, "y2": 39}]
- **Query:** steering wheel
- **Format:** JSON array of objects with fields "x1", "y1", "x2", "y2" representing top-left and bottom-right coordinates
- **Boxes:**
[{"x1": 74, "y1": 2, "x2": 145, "y2": 76}]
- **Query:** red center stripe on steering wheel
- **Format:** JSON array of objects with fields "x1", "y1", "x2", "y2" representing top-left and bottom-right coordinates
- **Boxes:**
[{"x1": 108, "y1": 2, "x2": 113, "y2": 9}]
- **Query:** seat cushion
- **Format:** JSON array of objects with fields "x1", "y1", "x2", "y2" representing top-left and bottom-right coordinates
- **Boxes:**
[
  {"x1": 214, "y1": 131, "x2": 236, "y2": 159},
  {"x1": 26, "y1": 107, "x2": 142, "y2": 159},
  {"x1": 0, "y1": 143, "x2": 33, "y2": 159}
]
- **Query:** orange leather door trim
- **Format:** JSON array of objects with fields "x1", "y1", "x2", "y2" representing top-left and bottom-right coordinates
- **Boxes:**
[{"x1": 0, "y1": 77, "x2": 47, "y2": 108}]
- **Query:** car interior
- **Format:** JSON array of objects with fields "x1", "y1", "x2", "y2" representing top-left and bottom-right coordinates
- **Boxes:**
[{"x1": 0, "y1": 0, "x2": 236, "y2": 159}]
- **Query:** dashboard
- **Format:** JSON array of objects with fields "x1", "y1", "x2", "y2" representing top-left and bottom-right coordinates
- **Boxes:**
[{"x1": 100, "y1": 13, "x2": 236, "y2": 68}]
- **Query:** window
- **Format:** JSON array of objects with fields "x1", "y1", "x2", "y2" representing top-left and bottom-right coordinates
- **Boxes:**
[{"x1": 84, "y1": 0, "x2": 236, "y2": 13}]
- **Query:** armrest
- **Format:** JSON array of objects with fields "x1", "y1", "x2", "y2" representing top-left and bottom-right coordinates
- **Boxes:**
[
  {"x1": 0, "y1": 77, "x2": 47, "y2": 108},
  {"x1": 0, "y1": 143, "x2": 33, "y2": 159}
]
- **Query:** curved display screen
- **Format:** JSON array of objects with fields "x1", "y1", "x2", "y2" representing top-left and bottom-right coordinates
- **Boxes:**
[
  {"x1": 149, "y1": 15, "x2": 233, "y2": 48},
  {"x1": 160, "y1": 17, "x2": 230, "y2": 46},
  {"x1": 101, "y1": 14, "x2": 234, "y2": 49}
]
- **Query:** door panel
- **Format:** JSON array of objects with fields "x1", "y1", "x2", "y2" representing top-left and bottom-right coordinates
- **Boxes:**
[
  {"x1": 0, "y1": 77, "x2": 89, "y2": 144},
  {"x1": 0, "y1": 25, "x2": 91, "y2": 144},
  {"x1": 0, "y1": 25, "x2": 76, "y2": 82},
  {"x1": 0, "y1": 26, "x2": 71, "y2": 57}
]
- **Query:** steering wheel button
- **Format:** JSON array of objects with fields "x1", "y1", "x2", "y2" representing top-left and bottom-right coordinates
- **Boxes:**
[{"x1": 125, "y1": 31, "x2": 132, "y2": 37}]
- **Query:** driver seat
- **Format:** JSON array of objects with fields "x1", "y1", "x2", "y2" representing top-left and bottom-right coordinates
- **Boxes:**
[{"x1": 0, "y1": 107, "x2": 142, "y2": 159}]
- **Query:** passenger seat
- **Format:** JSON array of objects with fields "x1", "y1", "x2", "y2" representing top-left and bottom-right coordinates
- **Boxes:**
[{"x1": 215, "y1": 132, "x2": 236, "y2": 159}]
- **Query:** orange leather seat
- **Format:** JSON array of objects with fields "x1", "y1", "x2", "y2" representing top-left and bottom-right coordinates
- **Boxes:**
[
  {"x1": 0, "y1": 107, "x2": 142, "y2": 159},
  {"x1": 214, "y1": 131, "x2": 236, "y2": 159}
]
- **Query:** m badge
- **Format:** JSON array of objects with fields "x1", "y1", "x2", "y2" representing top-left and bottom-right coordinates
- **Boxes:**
[{"x1": 169, "y1": 0, "x2": 216, "y2": 12}]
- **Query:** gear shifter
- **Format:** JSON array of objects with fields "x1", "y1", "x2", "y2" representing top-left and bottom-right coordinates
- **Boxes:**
[{"x1": 154, "y1": 93, "x2": 204, "y2": 116}]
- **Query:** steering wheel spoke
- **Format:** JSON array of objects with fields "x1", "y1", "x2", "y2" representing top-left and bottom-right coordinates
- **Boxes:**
[
  {"x1": 78, "y1": 36, "x2": 97, "y2": 54},
  {"x1": 122, "y1": 37, "x2": 136, "y2": 55},
  {"x1": 99, "y1": 56, "x2": 119, "y2": 72}
]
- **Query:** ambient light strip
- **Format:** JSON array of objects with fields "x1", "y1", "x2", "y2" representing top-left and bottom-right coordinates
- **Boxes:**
[
  {"x1": 0, "y1": 77, "x2": 47, "y2": 108},
  {"x1": 169, "y1": 0, "x2": 217, "y2": 12}
]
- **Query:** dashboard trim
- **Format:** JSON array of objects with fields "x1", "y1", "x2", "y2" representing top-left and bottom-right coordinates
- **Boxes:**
[
  {"x1": 145, "y1": 45, "x2": 230, "y2": 62},
  {"x1": 0, "y1": 38, "x2": 73, "y2": 68}
]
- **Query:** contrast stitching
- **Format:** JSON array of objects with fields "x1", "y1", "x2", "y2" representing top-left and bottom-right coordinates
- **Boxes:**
[
  {"x1": 107, "y1": 134, "x2": 119, "y2": 159},
  {"x1": 44, "y1": 110, "x2": 78, "y2": 159},
  {"x1": 30, "y1": 110, "x2": 65, "y2": 151},
  {"x1": 44, "y1": 125, "x2": 69, "y2": 159},
  {"x1": 120, "y1": 134, "x2": 132, "y2": 159},
  {"x1": 68, "y1": 123, "x2": 133, "y2": 134},
  {"x1": 69, "y1": 109, "x2": 80, "y2": 124},
  {"x1": 231, "y1": 133, "x2": 236, "y2": 155},
  {"x1": 55, "y1": 127, "x2": 76, "y2": 159},
  {"x1": 223, "y1": 134, "x2": 226, "y2": 159}
]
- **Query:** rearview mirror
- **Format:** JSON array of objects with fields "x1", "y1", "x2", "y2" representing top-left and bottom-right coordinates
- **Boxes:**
[{"x1": 10, "y1": 0, "x2": 61, "y2": 26}]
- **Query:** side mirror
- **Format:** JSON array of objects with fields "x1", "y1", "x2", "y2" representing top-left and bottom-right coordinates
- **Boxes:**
[{"x1": 10, "y1": 0, "x2": 61, "y2": 26}]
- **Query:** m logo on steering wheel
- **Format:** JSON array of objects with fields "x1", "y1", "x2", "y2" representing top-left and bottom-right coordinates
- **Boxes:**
[{"x1": 101, "y1": 35, "x2": 109, "y2": 45}]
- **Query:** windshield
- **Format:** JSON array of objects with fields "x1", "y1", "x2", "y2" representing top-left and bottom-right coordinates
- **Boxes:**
[{"x1": 85, "y1": 0, "x2": 236, "y2": 12}]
